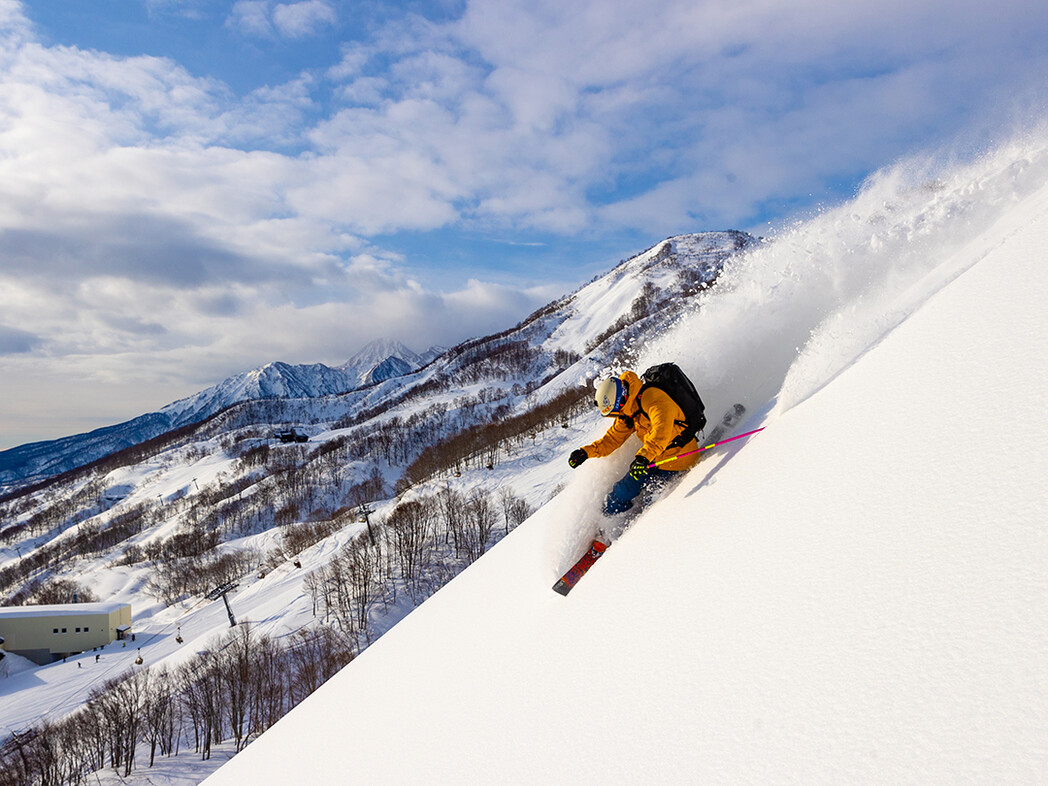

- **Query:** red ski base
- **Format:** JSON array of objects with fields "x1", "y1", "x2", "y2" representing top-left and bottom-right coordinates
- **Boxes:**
[{"x1": 552, "y1": 540, "x2": 607, "y2": 596}]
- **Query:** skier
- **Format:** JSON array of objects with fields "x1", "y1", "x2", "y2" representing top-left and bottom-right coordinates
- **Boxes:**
[{"x1": 567, "y1": 369, "x2": 701, "y2": 539}]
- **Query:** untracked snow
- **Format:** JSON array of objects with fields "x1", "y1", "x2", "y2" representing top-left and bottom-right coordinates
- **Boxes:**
[{"x1": 204, "y1": 131, "x2": 1048, "y2": 785}]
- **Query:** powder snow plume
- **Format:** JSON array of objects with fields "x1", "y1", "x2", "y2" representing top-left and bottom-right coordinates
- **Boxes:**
[{"x1": 640, "y1": 126, "x2": 1048, "y2": 420}]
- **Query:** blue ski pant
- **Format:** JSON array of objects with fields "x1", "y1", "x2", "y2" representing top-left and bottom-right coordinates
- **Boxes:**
[{"x1": 603, "y1": 466, "x2": 677, "y2": 516}]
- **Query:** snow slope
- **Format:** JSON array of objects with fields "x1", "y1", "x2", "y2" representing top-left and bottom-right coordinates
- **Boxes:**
[
  {"x1": 0, "y1": 231, "x2": 752, "y2": 754},
  {"x1": 205, "y1": 136, "x2": 1048, "y2": 784}
]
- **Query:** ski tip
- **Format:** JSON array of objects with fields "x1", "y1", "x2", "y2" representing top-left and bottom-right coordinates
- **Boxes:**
[{"x1": 552, "y1": 580, "x2": 572, "y2": 597}]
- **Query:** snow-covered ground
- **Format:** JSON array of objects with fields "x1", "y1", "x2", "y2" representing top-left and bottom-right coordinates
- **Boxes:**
[
  {"x1": 0, "y1": 368, "x2": 591, "y2": 740},
  {"x1": 203, "y1": 133, "x2": 1048, "y2": 784}
]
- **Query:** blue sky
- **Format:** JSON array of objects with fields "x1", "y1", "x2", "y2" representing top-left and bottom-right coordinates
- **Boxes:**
[{"x1": 1, "y1": 0, "x2": 1046, "y2": 449}]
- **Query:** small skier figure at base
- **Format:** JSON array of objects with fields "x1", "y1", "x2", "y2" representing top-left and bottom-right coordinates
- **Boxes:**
[{"x1": 568, "y1": 370, "x2": 701, "y2": 541}]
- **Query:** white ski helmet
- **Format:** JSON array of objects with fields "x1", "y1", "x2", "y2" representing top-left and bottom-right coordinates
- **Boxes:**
[{"x1": 595, "y1": 376, "x2": 628, "y2": 416}]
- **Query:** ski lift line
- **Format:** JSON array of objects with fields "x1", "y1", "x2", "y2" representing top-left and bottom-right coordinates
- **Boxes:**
[
  {"x1": 11, "y1": 517, "x2": 315, "y2": 730},
  {"x1": 28, "y1": 609, "x2": 194, "y2": 728},
  {"x1": 35, "y1": 637, "x2": 152, "y2": 729},
  {"x1": 28, "y1": 557, "x2": 298, "y2": 732},
  {"x1": 32, "y1": 578, "x2": 247, "y2": 727},
  {"x1": 646, "y1": 426, "x2": 766, "y2": 469},
  {"x1": 20, "y1": 575, "x2": 334, "y2": 731}
]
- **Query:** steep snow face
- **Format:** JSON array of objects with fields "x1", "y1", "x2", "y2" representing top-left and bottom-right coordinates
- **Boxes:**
[{"x1": 204, "y1": 133, "x2": 1048, "y2": 785}]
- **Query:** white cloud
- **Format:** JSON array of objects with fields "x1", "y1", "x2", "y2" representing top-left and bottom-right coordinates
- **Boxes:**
[
  {"x1": 227, "y1": 0, "x2": 336, "y2": 40},
  {"x1": 226, "y1": 1, "x2": 276, "y2": 38},
  {"x1": 327, "y1": 44, "x2": 369, "y2": 81},
  {"x1": 272, "y1": 1, "x2": 336, "y2": 39},
  {"x1": 142, "y1": 0, "x2": 209, "y2": 20},
  {"x1": 0, "y1": 1, "x2": 30, "y2": 57}
]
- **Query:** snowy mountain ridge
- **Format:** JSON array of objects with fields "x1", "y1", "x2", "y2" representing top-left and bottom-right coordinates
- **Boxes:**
[
  {"x1": 158, "y1": 336, "x2": 446, "y2": 425},
  {"x1": 337, "y1": 339, "x2": 445, "y2": 379},
  {"x1": 0, "y1": 339, "x2": 445, "y2": 491},
  {"x1": 0, "y1": 231, "x2": 749, "y2": 493}
]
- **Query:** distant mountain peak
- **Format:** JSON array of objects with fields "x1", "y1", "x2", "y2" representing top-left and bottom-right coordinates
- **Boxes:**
[
  {"x1": 340, "y1": 339, "x2": 421, "y2": 371},
  {"x1": 339, "y1": 339, "x2": 447, "y2": 387}
]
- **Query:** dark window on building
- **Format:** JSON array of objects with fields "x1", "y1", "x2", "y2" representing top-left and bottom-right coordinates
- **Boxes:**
[
  {"x1": 84, "y1": 627, "x2": 90, "y2": 632},
  {"x1": 75, "y1": 627, "x2": 81, "y2": 633},
  {"x1": 61, "y1": 628, "x2": 67, "y2": 633},
  {"x1": 53, "y1": 628, "x2": 58, "y2": 634}
]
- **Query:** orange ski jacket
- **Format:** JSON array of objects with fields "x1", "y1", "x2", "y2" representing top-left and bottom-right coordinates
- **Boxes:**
[{"x1": 581, "y1": 371, "x2": 700, "y2": 471}]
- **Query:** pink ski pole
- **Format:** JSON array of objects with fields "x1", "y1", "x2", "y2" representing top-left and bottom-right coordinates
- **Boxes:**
[{"x1": 647, "y1": 426, "x2": 765, "y2": 469}]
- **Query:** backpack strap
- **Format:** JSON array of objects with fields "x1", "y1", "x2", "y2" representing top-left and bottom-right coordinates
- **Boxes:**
[{"x1": 635, "y1": 384, "x2": 692, "y2": 450}]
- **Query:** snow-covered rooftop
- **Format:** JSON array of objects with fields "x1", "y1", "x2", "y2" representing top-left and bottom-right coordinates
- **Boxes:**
[{"x1": 0, "y1": 602, "x2": 130, "y2": 619}]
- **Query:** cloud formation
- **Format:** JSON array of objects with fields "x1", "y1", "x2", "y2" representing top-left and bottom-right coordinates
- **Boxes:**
[
  {"x1": 1, "y1": 0, "x2": 1046, "y2": 447},
  {"x1": 0, "y1": 324, "x2": 40, "y2": 355},
  {"x1": 227, "y1": 0, "x2": 337, "y2": 40}
]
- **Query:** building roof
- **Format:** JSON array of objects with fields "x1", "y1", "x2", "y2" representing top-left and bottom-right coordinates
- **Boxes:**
[{"x1": 0, "y1": 602, "x2": 130, "y2": 620}]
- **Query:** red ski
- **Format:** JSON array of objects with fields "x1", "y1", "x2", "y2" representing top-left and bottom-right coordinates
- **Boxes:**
[{"x1": 552, "y1": 539, "x2": 607, "y2": 596}]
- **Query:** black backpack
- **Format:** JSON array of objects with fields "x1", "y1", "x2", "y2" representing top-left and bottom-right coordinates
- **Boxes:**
[{"x1": 638, "y1": 363, "x2": 706, "y2": 449}]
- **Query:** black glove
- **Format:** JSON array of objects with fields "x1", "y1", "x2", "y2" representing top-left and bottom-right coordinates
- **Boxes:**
[
  {"x1": 629, "y1": 455, "x2": 649, "y2": 481},
  {"x1": 568, "y1": 448, "x2": 588, "y2": 469}
]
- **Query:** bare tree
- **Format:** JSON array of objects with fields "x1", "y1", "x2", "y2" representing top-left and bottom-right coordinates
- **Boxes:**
[
  {"x1": 385, "y1": 500, "x2": 435, "y2": 602},
  {"x1": 26, "y1": 578, "x2": 99, "y2": 605},
  {"x1": 287, "y1": 627, "x2": 354, "y2": 706},
  {"x1": 221, "y1": 625, "x2": 253, "y2": 753},
  {"x1": 142, "y1": 668, "x2": 176, "y2": 767},
  {"x1": 343, "y1": 538, "x2": 385, "y2": 635},
  {"x1": 461, "y1": 490, "x2": 498, "y2": 563},
  {"x1": 435, "y1": 486, "x2": 466, "y2": 556},
  {"x1": 498, "y1": 488, "x2": 534, "y2": 536},
  {"x1": 177, "y1": 650, "x2": 224, "y2": 760},
  {"x1": 248, "y1": 632, "x2": 290, "y2": 738}
]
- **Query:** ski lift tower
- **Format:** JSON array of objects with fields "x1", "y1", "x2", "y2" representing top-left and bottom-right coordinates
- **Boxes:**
[
  {"x1": 206, "y1": 580, "x2": 240, "y2": 628},
  {"x1": 359, "y1": 503, "x2": 376, "y2": 545}
]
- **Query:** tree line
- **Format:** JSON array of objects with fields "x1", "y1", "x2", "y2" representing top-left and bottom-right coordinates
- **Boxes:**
[
  {"x1": 305, "y1": 485, "x2": 533, "y2": 641},
  {"x1": 400, "y1": 387, "x2": 591, "y2": 488}
]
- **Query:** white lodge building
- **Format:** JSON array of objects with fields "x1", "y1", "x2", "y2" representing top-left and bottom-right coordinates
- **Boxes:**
[{"x1": 0, "y1": 602, "x2": 132, "y2": 665}]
